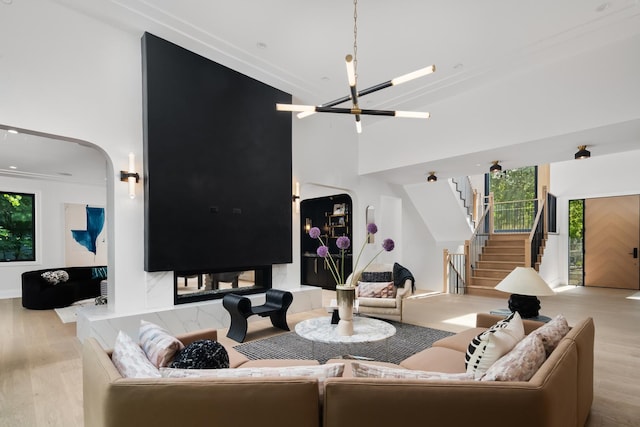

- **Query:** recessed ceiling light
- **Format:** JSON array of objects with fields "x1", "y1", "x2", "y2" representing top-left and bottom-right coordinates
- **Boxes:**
[
  {"x1": 453, "y1": 63, "x2": 464, "y2": 70},
  {"x1": 7, "y1": 129, "x2": 18, "y2": 134},
  {"x1": 1, "y1": 0, "x2": 14, "y2": 5},
  {"x1": 57, "y1": 172, "x2": 73, "y2": 176},
  {"x1": 256, "y1": 42, "x2": 267, "y2": 49},
  {"x1": 9, "y1": 165, "x2": 17, "y2": 169},
  {"x1": 596, "y1": 2, "x2": 611, "y2": 12}
]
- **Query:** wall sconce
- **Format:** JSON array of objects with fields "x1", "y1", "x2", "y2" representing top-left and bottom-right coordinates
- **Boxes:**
[
  {"x1": 120, "y1": 152, "x2": 140, "y2": 199},
  {"x1": 292, "y1": 181, "x2": 300, "y2": 213},
  {"x1": 574, "y1": 145, "x2": 591, "y2": 160},
  {"x1": 489, "y1": 160, "x2": 502, "y2": 176},
  {"x1": 426, "y1": 172, "x2": 437, "y2": 182}
]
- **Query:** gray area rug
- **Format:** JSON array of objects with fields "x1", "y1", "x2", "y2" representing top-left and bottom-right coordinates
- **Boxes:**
[{"x1": 234, "y1": 319, "x2": 455, "y2": 364}]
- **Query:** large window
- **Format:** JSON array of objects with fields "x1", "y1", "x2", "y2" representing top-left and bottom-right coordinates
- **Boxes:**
[
  {"x1": 486, "y1": 166, "x2": 538, "y2": 232},
  {"x1": 0, "y1": 191, "x2": 36, "y2": 262}
]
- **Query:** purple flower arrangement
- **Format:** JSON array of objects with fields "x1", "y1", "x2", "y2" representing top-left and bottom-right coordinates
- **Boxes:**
[{"x1": 308, "y1": 222, "x2": 394, "y2": 287}]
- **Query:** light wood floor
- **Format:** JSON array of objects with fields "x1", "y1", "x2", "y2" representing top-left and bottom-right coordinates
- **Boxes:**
[{"x1": 1, "y1": 286, "x2": 639, "y2": 426}]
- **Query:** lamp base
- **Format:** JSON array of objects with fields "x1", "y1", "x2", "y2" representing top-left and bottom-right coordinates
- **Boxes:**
[{"x1": 507, "y1": 294, "x2": 541, "y2": 318}]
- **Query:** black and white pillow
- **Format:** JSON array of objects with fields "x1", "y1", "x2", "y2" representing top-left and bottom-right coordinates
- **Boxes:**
[
  {"x1": 169, "y1": 339, "x2": 229, "y2": 369},
  {"x1": 360, "y1": 271, "x2": 392, "y2": 283},
  {"x1": 465, "y1": 312, "x2": 524, "y2": 379},
  {"x1": 41, "y1": 270, "x2": 69, "y2": 285}
]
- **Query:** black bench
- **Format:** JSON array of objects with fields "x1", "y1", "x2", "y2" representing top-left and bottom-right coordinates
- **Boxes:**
[{"x1": 222, "y1": 289, "x2": 293, "y2": 343}]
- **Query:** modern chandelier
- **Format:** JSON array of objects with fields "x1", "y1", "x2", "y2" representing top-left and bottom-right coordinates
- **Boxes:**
[{"x1": 276, "y1": 0, "x2": 436, "y2": 133}]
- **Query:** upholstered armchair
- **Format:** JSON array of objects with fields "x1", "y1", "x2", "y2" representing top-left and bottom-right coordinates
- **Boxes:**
[{"x1": 345, "y1": 263, "x2": 413, "y2": 322}]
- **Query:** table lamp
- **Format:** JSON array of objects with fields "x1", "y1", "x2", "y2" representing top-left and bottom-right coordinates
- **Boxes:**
[{"x1": 494, "y1": 267, "x2": 555, "y2": 318}]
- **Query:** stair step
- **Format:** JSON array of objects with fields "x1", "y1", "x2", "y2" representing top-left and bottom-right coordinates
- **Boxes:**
[
  {"x1": 482, "y1": 246, "x2": 525, "y2": 255},
  {"x1": 465, "y1": 285, "x2": 506, "y2": 298},
  {"x1": 488, "y1": 234, "x2": 528, "y2": 241},
  {"x1": 472, "y1": 269, "x2": 511, "y2": 279},
  {"x1": 476, "y1": 260, "x2": 525, "y2": 270},
  {"x1": 480, "y1": 253, "x2": 524, "y2": 262},
  {"x1": 485, "y1": 239, "x2": 526, "y2": 247},
  {"x1": 469, "y1": 276, "x2": 502, "y2": 286}
]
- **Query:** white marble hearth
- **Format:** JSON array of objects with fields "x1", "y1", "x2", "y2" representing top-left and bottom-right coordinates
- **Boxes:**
[{"x1": 77, "y1": 286, "x2": 322, "y2": 349}]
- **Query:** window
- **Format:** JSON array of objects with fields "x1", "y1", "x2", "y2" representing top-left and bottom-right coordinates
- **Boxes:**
[
  {"x1": 486, "y1": 166, "x2": 538, "y2": 232},
  {"x1": 568, "y1": 199, "x2": 584, "y2": 285},
  {"x1": 0, "y1": 191, "x2": 36, "y2": 262}
]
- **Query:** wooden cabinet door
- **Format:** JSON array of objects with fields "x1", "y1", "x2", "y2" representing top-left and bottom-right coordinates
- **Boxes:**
[{"x1": 585, "y1": 195, "x2": 640, "y2": 289}]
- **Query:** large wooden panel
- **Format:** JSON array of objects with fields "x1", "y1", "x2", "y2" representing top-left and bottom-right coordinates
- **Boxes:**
[{"x1": 585, "y1": 195, "x2": 640, "y2": 289}]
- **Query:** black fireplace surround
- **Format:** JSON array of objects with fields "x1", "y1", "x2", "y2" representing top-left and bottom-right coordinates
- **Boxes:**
[{"x1": 142, "y1": 32, "x2": 292, "y2": 301}]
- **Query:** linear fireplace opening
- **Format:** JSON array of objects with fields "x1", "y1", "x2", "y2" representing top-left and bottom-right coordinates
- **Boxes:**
[{"x1": 174, "y1": 266, "x2": 272, "y2": 305}]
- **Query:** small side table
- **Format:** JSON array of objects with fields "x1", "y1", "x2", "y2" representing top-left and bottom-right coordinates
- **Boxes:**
[{"x1": 490, "y1": 308, "x2": 552, "y2": 323}]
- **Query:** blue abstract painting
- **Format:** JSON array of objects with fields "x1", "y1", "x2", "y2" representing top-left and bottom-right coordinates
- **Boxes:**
[{"x1": 70, "y1": 206, "x2": 105, "y2": 255}]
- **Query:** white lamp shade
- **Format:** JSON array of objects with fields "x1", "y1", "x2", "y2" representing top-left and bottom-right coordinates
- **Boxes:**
[{"x1": 495, "y1": 267, "x2": 555, "y2": 297}]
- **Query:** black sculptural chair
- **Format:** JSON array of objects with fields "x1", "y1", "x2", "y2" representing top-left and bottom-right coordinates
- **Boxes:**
[{"x1": 222, "y1": 289, "x2": 293, "y2": 343}]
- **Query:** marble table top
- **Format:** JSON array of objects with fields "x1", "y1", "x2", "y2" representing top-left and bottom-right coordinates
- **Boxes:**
[{"x1": 295, "y1": 316, "x2": 396, "y2": 344}]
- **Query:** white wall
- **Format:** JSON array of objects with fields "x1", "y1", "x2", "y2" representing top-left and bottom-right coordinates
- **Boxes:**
[
  {"x1": 0, "y1": 176, "x2": 106, "y2": 298},
  {"x1": 549, "y1": 149, "x2": 640, "y2": 285}
]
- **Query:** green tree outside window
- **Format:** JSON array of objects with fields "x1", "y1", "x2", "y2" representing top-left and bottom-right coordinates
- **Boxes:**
[{"x1": 0, "y1": 192, "x2": 35, "y2": 261}]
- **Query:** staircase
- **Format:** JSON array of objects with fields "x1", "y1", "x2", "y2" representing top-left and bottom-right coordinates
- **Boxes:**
[{"x1": 467, "y1": 234, "x2": 529, "y2": 298}]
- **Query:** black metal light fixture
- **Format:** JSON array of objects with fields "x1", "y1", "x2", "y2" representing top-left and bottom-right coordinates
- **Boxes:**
[
  {"x1": 276, "y1": 0, "x2": 435, "y2": 134},
  {"x1": 575, "y1": 145, "x2": 591, "y2": 160},
  {"x1": 427, "y1": 172, "x2": 437, "y2": 182},
  {"x1": 489, "y1": 161, "x2": 502, "y2": 176}
]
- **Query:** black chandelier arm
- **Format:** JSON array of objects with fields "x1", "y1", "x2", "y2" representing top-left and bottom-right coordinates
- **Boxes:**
[
  {"x1": 307, "y1": 79, "x2": 394, "y2": 111},
  {"x1": 314, "y1": 106, "x2": 396, "y2": 117}
]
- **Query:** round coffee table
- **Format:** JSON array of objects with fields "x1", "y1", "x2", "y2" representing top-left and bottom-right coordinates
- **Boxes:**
[{"x1": 295, "y1": 316, "x2": 396, "y2": 360}]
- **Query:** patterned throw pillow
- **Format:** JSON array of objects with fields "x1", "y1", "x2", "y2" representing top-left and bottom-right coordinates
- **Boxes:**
[
  {"x1": 351, "y1": 362, "x2": 474, "y2": 380},
  {"x1": 481, "y1": 333, "x2": 546, "y2": 382},
  {"x1": 160, "y1": 363, "x2": 344, "y2": 381},
  {"x1": 139, "y1": 320, "x2": 185, "y2": 368},
  {"x1": 41, "y1": 270, "x2": 69, "y2": 285},
  {"x1": 530, "y1": 314, "x2": 571, "y2": 356},
  {"x1": 169, "y1": 339, "x2": 229, "y2": 369},
  {"x1": 357, "y1": 281, "x2": 396, "y2": 298},
  {"x1": 111, "y1": 330, "x2": 161, "y2": 378},
  {"x1": 91, "y1": 266, "x2": 108, "y2": 279},
  {"x1": 360, "y1": 271, "x2": 393, "y2": 283},
  {"x1": 465, "y1": 312, "x2": 525, "y2": 379}
]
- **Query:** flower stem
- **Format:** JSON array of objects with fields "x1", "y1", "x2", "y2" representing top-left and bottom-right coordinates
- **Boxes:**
[
  {"x1": 349, "y1": 232, "x2": 371, "y2": 287},
  {"x1": 318, "y1": 235, "x2": 343, "y2": 285}
]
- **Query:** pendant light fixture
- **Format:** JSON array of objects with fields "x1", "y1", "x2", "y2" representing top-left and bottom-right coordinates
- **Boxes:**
[
  {"x1": 489, "y1": 161, "x2": 502, "y2": 176},
  {"x1": 276, "y1": 0, "x2": 435, "y2": 133},
  {"x1": 574, "y1": 145, "x2": 591, "y2": 160},
  {"x1": 427, "y1": 172, "x2": 437, "y2": 182}
]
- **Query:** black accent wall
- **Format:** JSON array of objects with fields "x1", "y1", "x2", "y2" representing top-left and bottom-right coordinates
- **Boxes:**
[{"x1": 142, "y1": 33, "x2": 292, "y2": 272}]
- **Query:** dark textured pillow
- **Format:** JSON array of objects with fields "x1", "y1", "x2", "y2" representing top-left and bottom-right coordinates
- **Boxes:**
[
  {"x1": 360, "y1": 271, "x2": 392, "y2": 283},
  {"x1": 169, "y1": 339, "x2": 229, "y2": 369}
]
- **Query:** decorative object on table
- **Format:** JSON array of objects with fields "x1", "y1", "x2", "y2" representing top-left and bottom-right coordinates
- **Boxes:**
[
  {"x1": 276, "y1": 0, "x2": 435, "y2": 134},
  {"x1": 494, "y1": 267, "x2": 555, "y2": 318},
  {"x1": 308, "y1": 223, "x2": 394, "y2": 336}
]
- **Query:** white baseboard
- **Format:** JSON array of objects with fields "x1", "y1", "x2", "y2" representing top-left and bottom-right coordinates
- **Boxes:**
[{"x1": 0, "y1": 289, "x2": 21, "y2": 300}]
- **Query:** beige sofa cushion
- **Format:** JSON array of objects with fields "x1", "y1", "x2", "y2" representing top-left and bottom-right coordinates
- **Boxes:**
[
  {"x1": 400, "y1": 346, "x2": 466, "y2": 373},
  {"x1": 241, "y1": 359, "x2": 320, "y2": 368},
  {"x1": 357, "y1": 297, "x2": 397, "y2": 308},
  {"x1": 352, "y1": 362, "x2": 474, "y2": 380},
  {"x1": 432, "y1": 327, "x2": 487, "y2": 353}
]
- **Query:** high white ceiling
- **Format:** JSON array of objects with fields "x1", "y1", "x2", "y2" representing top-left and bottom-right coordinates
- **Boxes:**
[{"x1": 2, "y1": 0, "x2": 639, "y2": 185}]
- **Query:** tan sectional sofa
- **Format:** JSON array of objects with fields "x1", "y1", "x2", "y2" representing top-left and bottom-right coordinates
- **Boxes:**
[{"x1": 83, "y1": 313, "x2": 594, "y2": 427}]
